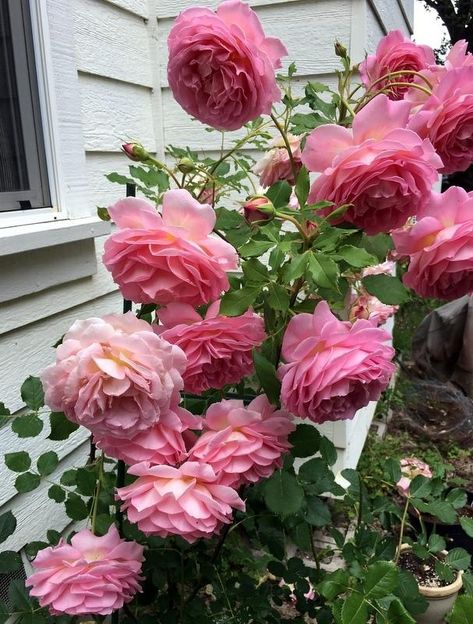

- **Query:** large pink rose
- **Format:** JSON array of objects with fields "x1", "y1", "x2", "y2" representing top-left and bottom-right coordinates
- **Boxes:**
[
  {"x1": 278, "y1": 301, "x2": 395, "y2": 423},
  {"x1": 302, "y1": 95, "x2": 442, "y2": 235},
  {"x1": 188, "y1": 395, "x2": 294, "y2": 487},
  {"x1": 41, "y1": 313, "x2": 186, "y2": 439},
  {"x1": 167, "y1": 0, "x2": 287, "y2": 131},
  {"x1": 103, "y1": 190, "x2": 238, "y2": 306},
  {"x1": 156, "y1": 301, "x2": 266, "y2": 394},
  {"x1": 253, "y1": 134, "x2": 302, "y2": 187},
  {"x1": 360, "y1": 30, "x2": 435, "y2": 100},
  {"x1": 26, "y1": 526, "x2": 143, "y2": 616},
  {"x1": 408, "y1": 67, "x2": 473, "y2": 174},
  {"x1": 392, "y1": 186, "x2": 473, "y2": 300},
  {"x1": 94, "y1": 406, "x2": 200, "y2": 466},
  {"x1": 117, "y1": 461, "x2": 245, "y2": 543}
]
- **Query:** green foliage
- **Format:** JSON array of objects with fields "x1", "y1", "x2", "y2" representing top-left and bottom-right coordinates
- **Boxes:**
[
  {"x1": 0, "y1": 511, "x2": 16, "y2": 543},
  {"x1": 15, "y1": 472, "x2": 40, "y2": 493},
  {"x1": 20, "y1": 377, "x2": 44, "y2": 411},
  {"x1": 450, "y1": 595, "x2": 473, "y2": 624},
  {"x1": 48, "y1": 412, "x2": 79, "y2": 440},
  {"x1": 362, "y1": 274, "x2": 410, "y2": 305},
  {"x1": 5, "y1": 451, "x2": 31, "y2": 472},
  {"x1": 37, "y1": 451, "x2": 59, "y2": 476},
  {"x1": 264, "y1": 470, "x2": 304, "y2": 516},
  {"x1": 11, "y1": 413, "x2": 43, "y2": 438}
]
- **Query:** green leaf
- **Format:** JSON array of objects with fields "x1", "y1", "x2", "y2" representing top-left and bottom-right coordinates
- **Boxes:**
[
  {"x1": 408, "y1": 475, "x2": 432, "y2": 499},
  {"x1": 463, "y1": 571, "x2": 473, "y2": 595},
  {"x1": 5, "y1": 452, "x2": 31, "y2": 472},
  {"x1": 460, "y1": 516, "x2": 473, "y2": 538},
  {"x1": 289, "y1": 424, "x2": 321, "y2": 458},
  {"x1": 0, "y1": 601, "x2": 8, "y2": 624},
  {"x1": 97, "y1": 206, "x2": 110, "y2": 221},
  {"x1": 253, "y1": 350, "x2": 281, "y2": 406},
  {"x1": 266, "y1": 181, "x2": 292, "y2": 209},
  {"x1": 219, "y1": 286, "x2": 260, "y2": 316},
  {"x1": 450, "y1": 595, "x2": 473, "y2": 624},
  {"x1": 306, "y1": 496, "x2": 331, "y2": 527},
  {"x1": 341, "y1": 592, "x2": 368, "y2": 624},
  {"x1": 446, "y1": 489, "x2": 468, "y2": 510},
  {"x1": 284, "y1": 252, "x2": 309, "y2": 282},
  {"x1": 11, "y1": 413, "x2": 43, "y2": 438},
  {"x1": 0, "y1": 551, "x2": 21, "y2": 574},
  {"x1": 386, "y1": 598, "x2": 416, "y2": 624},
  {"x1": 37, "y1": 451, "x2": 59, "y2": 476},
  {"x1": 48, "y1": 485, "x2": 66, "y2": 503},
  {"x1": 60, "y1": 469, "x2": 77, "y2": 486},
  {"x1": 319, "y1": 570, "x2": 350, "y2": 600},
  {"x1": 15, "y1": 473, "x2": 40, "y2": 493},
  {"x1": 0, "y1": 511, "x2": 16, "y2": 543},
  {"x1": 307, "y1": 253, "x2": 339, "y2": 290},
  {"x1": 319, "y1": 436, "x2": 337, "y2": 466},
  {"x1": 242, "y1": 259, "x2": 270, "y2": 284},
  {"x1": 295, "y1": 167, "x2": 310, "y2": 207},
  {"x1": 446, "y1": 547, "x2": 471, "y2": 571},
  {"x1": 238, "y1": 240, "x2": 275, "y2": 257},
  {"x1": 94, "y1": 514, "x2": 114, "y2": 536},
  {"x1": 65, "y1": 494, "x2": 89, "y2": 521},
  {"x1": 364, "y1": 561, "x2": 398, "y2": 598},
  {"x1": 264, "y1": 471, "x2": 304, "y2": 516},
  {"x1": 0, "y1": 402, "x2": 11, "y2": 429},
  {"x1": 266, "y1": 283, "x2": 290, "y2": 311},
  {"x1": 337, "y1": 245, "x2": 377, "y2": 268},
  {"x1": 48, "y1": 412, "x2": 79, "y2": 440},
  {"x1": 428, "y1": 533, "x2": 446, "y2": 553},
  {"x1": 414, "y1": 500, "x2": 457, "y2": 524},
  {"x1": 129, "y1": 165, "x2": 169, "y2": 190},
  {"x1": 8, "y1": 578, "x2": 32, "y2": 611},
  {"x1": 106, "y1": 171, "x2": 135, "y2": 186},
  {"x1": 47, "y1": 530, "x2": 61, "y2": 545},
  {"x1": 394, "y1": 569, "x2": 428, "y2": 616},
  {"x1": 75, "y1": 467, "x2": 97, "y2": 497},
  {"x1": 362, "y1": 274, "x2": 410, "y2": 305},
  {"x1": 20, "y1": 377, "x2": 44, "y2": 410}
]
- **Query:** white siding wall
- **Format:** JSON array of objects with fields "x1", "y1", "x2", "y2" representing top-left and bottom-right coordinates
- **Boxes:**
[{"x1": 0, "y1": 0, "x2": 413, "y2": 549}]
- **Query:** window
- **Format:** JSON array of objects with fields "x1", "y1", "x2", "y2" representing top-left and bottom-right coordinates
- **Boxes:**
[{"x1": 0, "y1": 0, "x2": 50, "y2": 212}]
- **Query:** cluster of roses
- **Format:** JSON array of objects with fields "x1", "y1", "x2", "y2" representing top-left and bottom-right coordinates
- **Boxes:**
[{"x1": 25, "y1": 0, "x2": 473, "y2": 617}]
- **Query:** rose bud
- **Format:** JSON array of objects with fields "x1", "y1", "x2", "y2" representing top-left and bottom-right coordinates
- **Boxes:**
[
  {"x1": 121, "y1": 142, "x2": 149, "y2": 162},
  {"x1": 243, "y1": 196, "x2": 275, "y2": 224},
  {"x1": 335, "y1": 41, "x2": 348, "y2": 59},
  {"x1": 177, "y1": 157, "x2": 196, "y2": 174}
]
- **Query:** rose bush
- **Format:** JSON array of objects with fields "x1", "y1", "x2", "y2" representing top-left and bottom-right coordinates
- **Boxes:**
[{"x1": 1, "y1": 8, "x2": 473, "y2": 624}]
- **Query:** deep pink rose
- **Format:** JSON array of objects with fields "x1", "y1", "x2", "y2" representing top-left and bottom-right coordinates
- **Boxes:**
[
  {"x1": 188, "y1": 395, "x2": 294, "y2": 487},
  {"x1": 243, "y1": 196, "x2": 276, "y2": 224},
  {"x1": 26, "y1": 526, "x2": 143, "y2": 616},
  {"x1": 408, "y1": 67, "x2": 473, "y2": 174},
  {"x1": 103, "y1": 190, "x2": 238, "y2": 306},
  {"x1": 156, "y1": 301, "x2": 266, "y2": 394},
  {"x1": 41, "y1": 313, "x2": 186, "y2": 439},
  {"x1": 397, "y1": 457, "x2": 432, "y2": 496},
  {"x1": 278, "y1": 301, "x2": 395, "y2": 423},
  {"x1": 167, "y1": 0, "x2": 287, "y2": 131},
  {"x1": 253, "y1": 134, "x2": 302, "y2": 187},
  {"x1": 360, "y1": 30, "x2": 435, "y2": 100},
  {"x1": 392, "y1": 186, "x2": 473, "y2": 300},
  {"x1": 117, "y1": 461, "x2": 245, "y2": 543},
  {"x1": 94, "y1": 406, "x2": 201, "y2": 466},
  {"x1": 302, "y1": 95, "x2": 442, "y2": 235}
]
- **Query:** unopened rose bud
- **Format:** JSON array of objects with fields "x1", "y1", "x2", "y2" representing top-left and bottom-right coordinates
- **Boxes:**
[
  {"x1": 334, "y1": 41, "x2": 348, "y2": 59},
  {"x1": 177, "y1": 157, "x2": 196, "y2": 174},
  {"x1": 121, "y1": 142, "x2": 149, "y2": 162},
  {"x1": 243, "y1": 196, "x2": 275, "y2": 224}
]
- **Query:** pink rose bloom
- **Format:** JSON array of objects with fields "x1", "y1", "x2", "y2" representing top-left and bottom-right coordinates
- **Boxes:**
[
  {"x1": 188, "y1": 395, "x2": 294, "y2": 487},
  {"x1": 349, "y1": 293, "x2": 397, "y2": 326},
  {"x1": 117, "y1": 461, "x2": 245, "y2": 543},
  {"x1": 408, "y1": 67, "x2": 473, "y2": 174},
  {"x1": 396, "y1": 457, "x2": 432, "y2": 496},
  {"x1": 360, "y1": 30, "x2": 435, "y2": 100},
  {"x1": 362, "y1": 261, "x2": 396, "y2": 277},
  {"x1": 302, "y1": 94, "x2": 442, "y2": 235},
  {"x1": 26, "y1": 526, "x2": 143, "y2": 616},
  {"x1": 167, "y1": 0, "x2": 287, "y2": 131},
  {"x1": 156, "y1": 301, "x2": 266, "y2": 394},
  {"x1": 392, "y1": 186, "x2": 473, "y2": 300},
  {"x1": 94, "y1": 406, "x2": 201, "y2": 466},
  {"x1": 41, "y1": 313, "x2": 186, "y2": 439},
  {"x1": 253, "y1": 134, "x2": 302, "y2": 187},
  {"x1": 103, "y1": 190, "x2": 238, "y2": 306},
  {"x1": 278, "y1": 301, "x2": 395, "y2": 423}
]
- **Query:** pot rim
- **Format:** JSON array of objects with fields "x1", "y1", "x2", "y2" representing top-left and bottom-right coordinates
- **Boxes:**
[{"x1": 399, "y1": 544, "x2": 463, "y2": 599}]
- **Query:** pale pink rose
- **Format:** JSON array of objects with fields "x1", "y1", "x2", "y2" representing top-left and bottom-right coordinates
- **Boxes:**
[
  {"x1": 408, "y1": 67, "x2": 473, "y2": 174},
  {"x1": 362, "y1": 261, "x2": 396, "y2": 277},
  {"x1": 26, "y1": 526, "x2": 143, "y2": 616},
  {"x1": 188, "y1": 395, "x2": 294, "y2": 487},
  {"x1": 349, "y1": 293, "x2": 398, "y2": 326},
  {"x1": 103, "y1": 190, "x2": 238, "y2": 306},
  {"x1": 117, "y1": 461, "x2": 245, "y2": 543},
  {"x1": 278, "y1": 301, "x2": 395, "y2": 423},
  {"x1": 41, "y1": 313, "x2": 186, "y2": 439},
  {"x1": 302, "y1": 94, "x2": 442, "y2": 235},
  {"x1": 94, "y1": 406, "x2": 201, "y2": 466},
  {"x1": 392, "y1": 186, "x2": 473, "y2": 300},
  {"x1": 167, "y1": 0, "x2": 287, "y2": 131},
  {"x1": 360, "y1": 30, "x2": 435, "y2": 100},
  {"x1": 253, "y1": 134, "x2": 302, "y2": 187},
  {"x1": 156, "y1": 302, "x2": 266, "y2": 394},
  {"x1": 396, "y1": 457, "x2": 432, "y2": 496}
]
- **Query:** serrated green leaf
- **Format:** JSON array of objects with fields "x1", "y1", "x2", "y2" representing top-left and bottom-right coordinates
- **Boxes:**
[
  {"x1": 307, "y1": 253, "x2": 339, "y2": 290},
  {"x1": 94, "y1": 514, "x2": 114, "y2": 536},
  {"x1": 48, "y1": 412, "x2": 79, "y2": 441},
  {"x1": 306, "y1": 496, "x2": 331, "y2": 527},
  {"x1": 408, "y1": 475, "x2": 432, "y2": 499},
  {"x1": 15, "y1": 473, "x2": 40, "y2": 493},
  {"x1": 427, "y1": 533, "x2": 446, "y2": 553},
  {"x1": 266, "y1": 181, "x2": 292, "y2": 208},
  {"x1": 0, "y1": 551, "x2": 21, "y2": 574},
  {"x1": 414, "y1": 500, "x2": 457, "y2": 524},
  {"x1": 463, "y1": 571, "x2": 473, "y2": 595},
  {"x1": 460, "y1": 516, "x2": 473, "y2": 538},
  {"x1": 65, "y1": 494, "x2": 89, "y2": 521},
  {"x1": 295, "y1": 167, "x2": 310, "y2": 207},
  {"x1": 364, "y1": 561, "x2": 398, "y2": 598},
  {"x1": 219, "y1": 286, "x2": 261, "y2": 316},
  {"x1": 253, "y1": 350, "x2": 281, "y2": 405},
  {"x1": 446, "y1": 488, "x2": 468, "y2": 509},
  {"x1": 238, "y1": 240, "x2": 275, "y2": 257},
  {"x1": 242, "y1": 259, "x2": 270, "y2": 284},
  {"x1": 386, "y1": 598, "x2": 416, "y2": 624},
  {"x1": 284, "y1": 252, "x2": 309, "y2": 282},
  {"x1": 106, "y1": 171, "x2": 135, "y2": 185},
  {"x1": 449, "y1": 595, "x2": 473, "y2": 624},
  {"x1": 8, "y1": 578, "x2": 32, "y2": 611},
  {"x1": 319, "y1": 436, "x2": 337, "y2": 466},
  {"x1": 129, "y1": 165, "x2": 169, "y2": 191},
  {"x1": 48, "y1": 485, "x2": 66, "y2": 503},
  {"x1": 337, "y1": 245, "x2": 377, "y2": 268},
  {"x1": 0, "y1": 511, "x2": 16, "y2": 543},
  {"x1": 264, "y1": 471, "x2": 304, "y2": 517},
  {"x1": 446, "y1": 547, "x2": 471, "y2": 571},
  {"x1": 319, "y1": 570, "x2": 350, "y2": 600},
  {"x1": 47, "y1": 530, "x2": 61, "y2": 545},
  {"x1": 20, "y1": 377, "x2": 44, "y2": 411},
  {"x1": 75, "y1": 468, "x2": 97, "y2": 497},
  {"x1": 37, "y1": 451, "x2": 58, "y2": 476},
  {"x1": 362, "y1": 274, "x2": 410, "y2": 305},
  {"x1": 341, "y1": 592, "x2": 368, "y2": 624},
  {"x1": 11, "y1": 413, "x2": 43, "y2": 438},
  {"x1": 266, "y1": 283, "x2": 290, "y2": 311},
  {"x1": 60, "y1": 469, "x2": 77, "y2": 486},
  {"x1": 289, "y1": 424, "x2": 321, "y2": 458},
  {"x1": 5, "y1": 452, "x2": 31, "y2": 472}
]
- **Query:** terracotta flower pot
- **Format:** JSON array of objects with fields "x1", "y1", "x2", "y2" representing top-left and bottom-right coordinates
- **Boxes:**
[{"x1": 400, "y1": 545, "x2": 463, "y2": 624}]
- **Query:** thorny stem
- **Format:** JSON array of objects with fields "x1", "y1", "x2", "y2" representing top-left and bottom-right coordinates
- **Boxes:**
[
  {"x1": 308, "y1": 524, "x2": 321, "y2": 572},
  {"x1": 270, "y1": 112, "x2": 299, "y2": 185},
  {"x1": 354, "y1": 81, "x2": 432, "y2": 112},
  {"x1": 90, "y1": 454, "x2": 104, "y2": 535}
]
